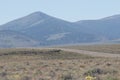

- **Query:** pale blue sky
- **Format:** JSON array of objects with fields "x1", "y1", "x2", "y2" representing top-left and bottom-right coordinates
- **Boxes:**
[{"x1": 0, "y1": 0, "x2": 120, "y2": 24}]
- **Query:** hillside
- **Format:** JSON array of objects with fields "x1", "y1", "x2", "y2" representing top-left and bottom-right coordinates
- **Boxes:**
[
  {"x1": 0, "y1": 12, "x2": 100, "y2": 47},
  {"x1": 75, "y1": 14, "x2": 120, "y2": 40},
  {"x1": 0, "y1": 30, "x2": 39, "y2": 48}
]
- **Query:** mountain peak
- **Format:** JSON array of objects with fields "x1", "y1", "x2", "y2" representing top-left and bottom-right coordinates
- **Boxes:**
[
  {"x1": 0, "y1": 11, "x2": 52, "y2": 31},
  {"x1": 28, "y1": 11, "x2": 49, "y2": 18}
]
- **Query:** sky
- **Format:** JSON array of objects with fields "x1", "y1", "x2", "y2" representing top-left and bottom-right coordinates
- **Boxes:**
[{"x1": 0, "y1": 0, "x2": 120, "y2": 24}]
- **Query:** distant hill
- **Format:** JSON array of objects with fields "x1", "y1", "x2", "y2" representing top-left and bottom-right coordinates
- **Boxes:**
[
  {"x1": 0, "y1": 12, "x2": 120, "y2": 47},
  {"x1": 75, "y1": 14, "x2": 120, "y2": 40}
]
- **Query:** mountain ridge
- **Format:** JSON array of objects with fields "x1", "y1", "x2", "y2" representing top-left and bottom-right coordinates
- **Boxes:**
[
  {"x1": 0, "y1": 12, "x2": 120, "y2": 47},
  {"x1": 75, "y1": 14, "x2": 120, "y2": 40}
]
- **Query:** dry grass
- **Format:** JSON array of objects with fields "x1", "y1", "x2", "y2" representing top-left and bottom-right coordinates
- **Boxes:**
[{"x1": 0, "y1": 48, "x2": 119, "y2": 80}]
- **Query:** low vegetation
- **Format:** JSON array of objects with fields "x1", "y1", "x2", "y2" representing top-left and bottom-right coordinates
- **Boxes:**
[{"x1": 0, "y1": 48, "x2": 119, "y2": 80}]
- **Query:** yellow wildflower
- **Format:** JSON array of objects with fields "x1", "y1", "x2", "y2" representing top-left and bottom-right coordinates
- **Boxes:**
[{"x1": 85, "y1": 75, "x2": 96, "y2": 80}]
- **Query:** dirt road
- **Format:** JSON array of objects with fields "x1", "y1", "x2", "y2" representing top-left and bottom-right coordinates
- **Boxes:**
[{"x1": 44, "y1": 48, "x2": 120, "y2": 58}]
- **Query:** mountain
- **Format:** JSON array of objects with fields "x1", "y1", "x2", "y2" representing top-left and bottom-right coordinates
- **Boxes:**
[
  {"x1": 0, "y1": 30, "x2": 39, "y2": 48},
  {"x1": 75, "y1": 14, "x2": 120, "y2": 40},
  {"x1": 0, "y1": 12, "x2": 52, "y2": 31},
  {"x1": 0, "y1": 11, "x2": 100, "y2": 47},
  {"x1": 1, "y1": 11, "x2": 120, "y2": 47}
]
